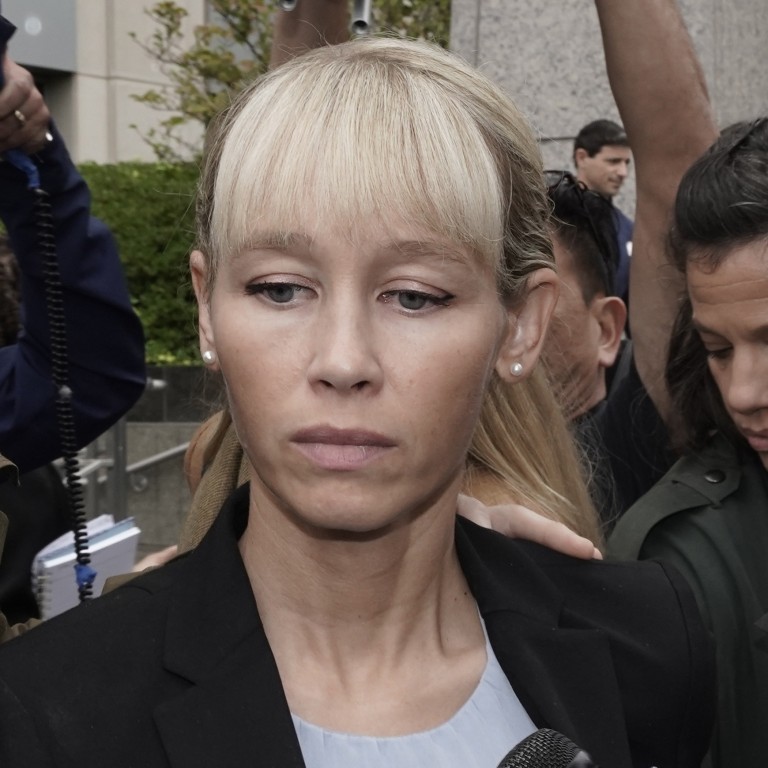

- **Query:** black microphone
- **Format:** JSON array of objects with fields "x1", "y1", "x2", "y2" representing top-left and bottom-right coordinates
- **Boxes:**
[{"x1": 497, "y1": 729, "x2": 598, "y2": 768}]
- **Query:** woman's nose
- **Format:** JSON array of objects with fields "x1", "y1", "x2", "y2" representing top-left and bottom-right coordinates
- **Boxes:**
[
  {"x1": 307, "y1": 303, "x2": 383, "y2": 392},
  {"x1": 721, "y1": 348, "x2": 768, "y2": 415}
]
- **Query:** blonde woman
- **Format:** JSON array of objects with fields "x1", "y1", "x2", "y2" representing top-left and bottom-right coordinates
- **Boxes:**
[
  {"x1": 179, "y1": 0, "x2": 600, "y2": 555},
  {"x1": 0, "y1": 39, "x2": 712, "y2": 767}
]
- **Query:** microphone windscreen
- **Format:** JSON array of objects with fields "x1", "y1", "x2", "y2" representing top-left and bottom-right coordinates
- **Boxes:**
[{"x1": 497, "y1": 728, "x2": 597, "y2": 768}]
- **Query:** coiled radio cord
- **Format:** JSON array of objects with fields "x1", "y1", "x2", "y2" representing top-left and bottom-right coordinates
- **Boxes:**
[{"x1": 32, "y1": 187, "x2": 95, "y2": 601}]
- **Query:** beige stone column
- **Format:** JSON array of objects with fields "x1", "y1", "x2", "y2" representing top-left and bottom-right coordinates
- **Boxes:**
[{"x1": 450, "y1": 0, "x2": 768, "y2": 216}]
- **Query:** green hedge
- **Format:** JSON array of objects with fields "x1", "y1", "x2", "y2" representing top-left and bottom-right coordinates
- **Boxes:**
[{"x1": 79, "y1": 162, "x2": 200, "y2": 365}]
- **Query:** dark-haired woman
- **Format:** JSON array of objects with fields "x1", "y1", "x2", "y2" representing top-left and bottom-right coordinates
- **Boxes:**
[{"x1": 609, "y1": 118, "x2": 768, "y2": 768}]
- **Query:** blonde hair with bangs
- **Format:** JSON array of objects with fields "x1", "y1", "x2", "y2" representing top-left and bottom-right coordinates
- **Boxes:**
[
  {"x1": 197, "y1": 37, "x2": 553, "y2": 299},
  {"x1": 194, "y1": 37, "x2": 601, "y2": 546}
]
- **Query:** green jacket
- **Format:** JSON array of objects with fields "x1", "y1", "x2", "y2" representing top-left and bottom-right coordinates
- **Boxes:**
[{"x1": 608, "y1": 432, "x2": 768, "y2": 768}]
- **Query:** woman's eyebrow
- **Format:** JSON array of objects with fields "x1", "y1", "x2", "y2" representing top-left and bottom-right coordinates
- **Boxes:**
[
  {"x1": 241, "y1": 231, "x2": 313, "y2": 251},
  {"x1": 384, "y1": 239, "x2": 474, "y2": 265},
  {"x1": 233, "y1": 233, "x2": 476, "y2": 270},
  {"x1": 693, "y1": 316, "x2": 768, "y2": 340},
  {"x1": 240, "y1": 233, "x2": 472, "y2": 256}
]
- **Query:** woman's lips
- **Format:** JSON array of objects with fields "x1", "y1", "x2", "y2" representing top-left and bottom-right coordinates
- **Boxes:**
[
  {"x1": 743, "y1": 432, "x2": 768, "y2": 453},
  {"x1": 291, "y1": 427, "x2": 396, "y2": 471}
]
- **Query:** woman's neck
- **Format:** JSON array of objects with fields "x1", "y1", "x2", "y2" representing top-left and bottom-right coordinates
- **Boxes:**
[
  {"x1": 239, "y1": 482, "x2": 471, "y2": 630},
  {"x1": 238, "y1": 484, "x2": 486, "y2": 735}
]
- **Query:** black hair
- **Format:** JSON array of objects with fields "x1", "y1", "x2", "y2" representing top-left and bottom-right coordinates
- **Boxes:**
[
  {"x1": 670, "y1": 118, "x2": 768, "y2": 271},
  {"x1": 573, "y1": 119, "x2": 629, "y2": 158},
  {"x1": 665, "y1": 295, "x2": 743, "y2": 453},
  {"x1": 666, "y1": 117, "x2": 768, "y2": 452},
  {"x1": 545, "y1": 171, "x2": 619, "y2": 301}
]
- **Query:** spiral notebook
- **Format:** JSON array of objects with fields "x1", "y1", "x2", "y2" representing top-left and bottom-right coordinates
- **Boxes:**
[{"x1": 32, "y1": 515, "x2": 141, "y2": 620}]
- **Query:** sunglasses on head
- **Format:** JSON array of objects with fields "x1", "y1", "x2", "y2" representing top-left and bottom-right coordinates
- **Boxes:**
[{"x1": 544, "y1": 170, "x2": 619, "y2": 294}]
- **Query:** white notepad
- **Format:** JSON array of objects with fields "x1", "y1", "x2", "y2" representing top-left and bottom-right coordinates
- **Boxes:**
[{"x1": 32, "y1": 515, "x2": 141, "y2": 620}]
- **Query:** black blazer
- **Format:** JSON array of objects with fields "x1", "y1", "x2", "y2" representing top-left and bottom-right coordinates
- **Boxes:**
[{"x1": 0, "y1": 485, "x2": 714, "y2": 767}]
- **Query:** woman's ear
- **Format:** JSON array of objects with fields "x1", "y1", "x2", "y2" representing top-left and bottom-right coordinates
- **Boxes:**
[
  {"x1": 495, "y1": 268, "x2": 559, "y2": 382},
  {"x1": 190, "y1": 250, "x2": 218, "y2": 370}
]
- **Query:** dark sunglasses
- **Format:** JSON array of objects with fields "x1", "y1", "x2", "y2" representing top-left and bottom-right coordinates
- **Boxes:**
[
  {"x1": 724, "y1": 117, "x2": 768, "y2": 158},
  {"x1": 544, "y1": 170, "x2": 619, "y2": 294}
]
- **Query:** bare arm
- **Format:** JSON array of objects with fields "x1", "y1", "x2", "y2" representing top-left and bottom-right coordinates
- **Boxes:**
[
  {"x1": 270, "y1": 0, "x2": 349, "y2": 68},
  {"x1": 595, "y1": 0, "x2": 717, "y2": 420}
]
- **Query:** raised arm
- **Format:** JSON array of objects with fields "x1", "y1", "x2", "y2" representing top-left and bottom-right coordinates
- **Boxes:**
[
  {"x1": 270, "y1": 0, "x2": 349, "y2": 68},
  {"x1": 0, "y1": 58, "x2": 146, "y2": 473},
  {"x1": 595, "y1": 0, "x2": 717, "y2": 419}
]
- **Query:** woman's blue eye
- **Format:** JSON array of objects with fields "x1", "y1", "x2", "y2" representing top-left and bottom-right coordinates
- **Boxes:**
[
  {"x1": 266, "y1": 284, "x2": 296, "y2": 303},
  {"x1": 398, "y1": 291, "x2": 430, "y2": 310},
  {"x1": 248, "y1": 283, "x2": 302, "y2": 303},
  {"x1": 385, "y1": 290, "x2": 453, "y2": 311}
]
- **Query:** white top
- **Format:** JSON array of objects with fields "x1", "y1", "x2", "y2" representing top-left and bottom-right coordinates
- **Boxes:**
[{"x1": 292, "y1": 619, "x2": 536, "y2": 768}]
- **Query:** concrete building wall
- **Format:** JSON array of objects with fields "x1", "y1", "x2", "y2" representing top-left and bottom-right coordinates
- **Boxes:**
[
  {"x1": 8, "y1": 1, "x2": 764, "y2": 170},
  {"x1": 450, "y1": 0, "x2": 768, "y2": 218},
  {"x1": 4, "y1": 0, "x2": 206, "y2": 163}
]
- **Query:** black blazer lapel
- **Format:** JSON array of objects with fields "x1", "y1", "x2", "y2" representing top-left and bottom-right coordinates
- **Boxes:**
[
  {"x1": 152, "y1": 485, "x2": 306, "y2": 768},
  {"x1": 153, "y1": 628, "x2": 305, "y2": 768},
  {"x1": 456, "y1": 519, "x2": 634, "y2": 768},
  {"x1": 486, "y1": 613, "x2": 633, "y2": 768}
]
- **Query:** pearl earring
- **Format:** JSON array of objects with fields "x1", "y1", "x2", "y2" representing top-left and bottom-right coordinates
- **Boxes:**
[
  {"x1": 202, "y1": 350, "x2": 216, "y2": 364},
  {"x1": 510, "y1": 362, "x2": 523, "y2": 376}
]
